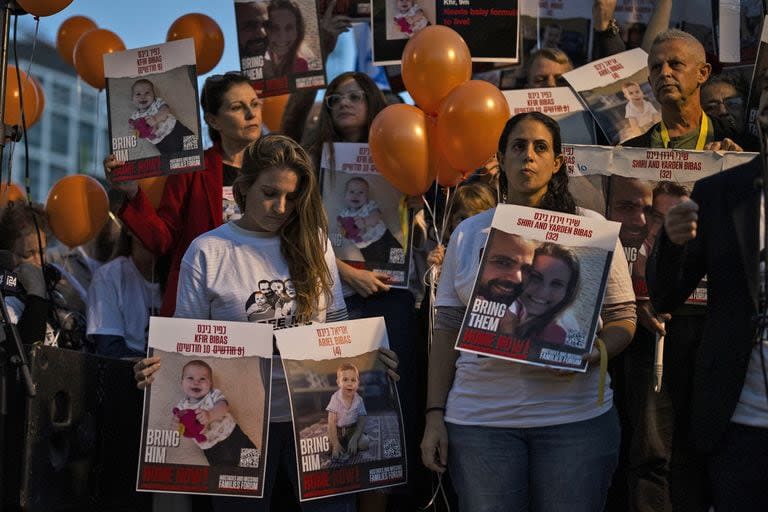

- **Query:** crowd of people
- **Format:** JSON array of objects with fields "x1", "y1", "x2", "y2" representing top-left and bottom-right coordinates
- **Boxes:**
[{"x1": 2, "y1": 0, "x2": 767, "y2": 511}]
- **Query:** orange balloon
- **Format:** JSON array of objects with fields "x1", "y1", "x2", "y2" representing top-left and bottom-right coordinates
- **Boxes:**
[
  {"x1": 167, "y1": 13, "x2": 224, "y2": 76},
  {"x1": 427, "y1": 115, "x2": 463, "y2": 187},
  {"x1": 4, "y1": 66, "x2": 39, "y2": 128},
  {"x1": 73, "y1": 29, "x2": 126, "y2": 90},
  {"x1": 138, "y1": 176, "x2": 167, "y2": 209},
  {"x1": 0, "y1": 183, "x2": 25, "y2": 207},
  {"x1": 436, "y1": 80, "x2": 510, "y2": 172},
  {"x1": 262, "y1": 95, "x2": 289, "y2": 132},
  {"x1": 56, "y1": 16, "x2": 98, "y2": 67},
  {"x1": 402, "y1": 25, "x2": 472, "y2": 116},
  {"x1": 28, "y1": 75, "x2": 45, "y2": 127},
  {"x1": 46, "y1": 175, "x2": 109, "y2": 248},
  {"x1": 17, "y1": 0, "x2": 73, "y2": 17},
  {"x1": 369, "y1": 105, "x2": 434, "y2": 196}
]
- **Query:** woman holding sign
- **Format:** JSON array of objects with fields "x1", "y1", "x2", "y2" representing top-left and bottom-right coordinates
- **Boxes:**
[
  {"x1": 134, "y1": 134, "x2": 399, "y2": 511},
  {"x1": 421, "y1": 112, "x2": 636, "y2": 511},
  {"x1": 104, "y1": 72, "x2": 263, "y2": 317}
]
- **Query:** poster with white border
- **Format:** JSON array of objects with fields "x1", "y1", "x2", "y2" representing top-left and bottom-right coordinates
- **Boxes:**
[
  {"x1": 455, "y1": 204, "x2": 619, "y2": 372},
  {"x1": 563, "y1": 48, "x2": 660, "y2": 145},
  {"x1": 321, "y1": 143, "x2": 414, "y2": 289},
  {"x1": 275, "y1": 317, "x2": 407, "y2": 501},
  {"x1": 137, "y1": 317, "x2": 273, "y2": 498},
  {"x1": 564, "y1": 144, "x2": 757, "y2": 303},
  {"x1": 105, "y1": 39, "x2": 203, "y2": 182}
]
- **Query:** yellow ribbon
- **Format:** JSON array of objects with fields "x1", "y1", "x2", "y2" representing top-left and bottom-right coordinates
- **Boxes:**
[
  {"x1": 659, "y1": 114, "x2": 709, "y2": 150},
  {"x1": 596, "y1": 338, "x2": 608, "y2": 407}
]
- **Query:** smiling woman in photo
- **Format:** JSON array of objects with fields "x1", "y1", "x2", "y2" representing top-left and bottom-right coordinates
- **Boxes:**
[{"x1": 263, "y1": 0, "x2": 309, "y2": 79}]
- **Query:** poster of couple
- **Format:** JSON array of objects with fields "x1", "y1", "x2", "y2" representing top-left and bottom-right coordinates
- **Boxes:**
[
  {"x1": 455, "y1": 204, "x2": 620, "y2": 372},
  {"x1": 233, "y1": 0, "x2": 326, "y2": 96}
]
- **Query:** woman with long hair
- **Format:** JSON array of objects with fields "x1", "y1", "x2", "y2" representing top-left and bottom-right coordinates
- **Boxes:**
[
  {"x1": 421, "y1": 112, "x2": 637, "y2": 511},
  {"x1": 104, "y1": 72, "x2": 263, "y2": 317},
  {"x1": 509, "y1": 242, "x2": 581, "y2": 344},
  {"x1": 134, "y1": 134, "x2": 398, "y2": 511}
]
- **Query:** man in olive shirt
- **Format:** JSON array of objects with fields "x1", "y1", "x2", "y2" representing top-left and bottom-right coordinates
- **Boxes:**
[{"x1": 616, "y1": 29, "x2": 743, "y2": 512}]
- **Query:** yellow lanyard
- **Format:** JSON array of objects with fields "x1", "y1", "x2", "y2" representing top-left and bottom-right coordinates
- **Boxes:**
[{"x1": 659, "y1": 114, "x2": 709, "y2": 150}]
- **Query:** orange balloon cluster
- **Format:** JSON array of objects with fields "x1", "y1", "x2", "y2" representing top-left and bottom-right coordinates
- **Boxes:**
[
  {"x1": 18, "y1": 0, "x2": 73, "y2": 17},
  {"x1": 167, "y1": 13, "x2": 224, "y2": 75},
  {"x1": 369, "y1": 105, "x2": 434, "y2": 197},
  {"x1": 56, "y1": 16, "x2": 98, "y2": 67},
  {"x1": 73, "y1": 29, "x2": 126, "y2": 90},
  {"x1": 4, "y1": 66, "x2": 39, "y2": 128},
  {"x1": 370, "y1": 25, "x2": 511, "y2": 197},
  {"x1": 46, "y1": 175, "x2": 109, "y2": 248}
]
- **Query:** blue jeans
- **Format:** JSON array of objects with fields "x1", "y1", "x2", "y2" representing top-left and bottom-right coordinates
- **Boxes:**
[
  {"x1": 212, "y1": 422, "x2": 355, "y2": 512},
  {"x1": 446, "y1": 408, "x2": 620, "y2": 512}
]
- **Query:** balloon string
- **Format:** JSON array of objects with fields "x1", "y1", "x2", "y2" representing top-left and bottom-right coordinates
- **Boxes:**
[
  {"x1": 94, "y1": 89, "x2": 102, "y2": 174},
  {"x1": 24, "y1": 16, "x2": 40, "y2": 81}
]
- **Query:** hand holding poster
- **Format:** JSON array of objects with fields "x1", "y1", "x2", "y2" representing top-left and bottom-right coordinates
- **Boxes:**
[
  {"x1": 275, "y1": 317, "x2": 407, "y2": 500},
  {"x1": 564, "y1": 143, "x2": 757, "y2": 302},
  {"x1": 105, "y1": 39, "x2": 204, "y2": 182},
  {"x1": 234, "y1": 0, "x2": 326, "y2": 96},
  {"x1": 321, "y1": 143, "x2": 413, "y2": 288},
  {"x1": 563, "y1": 48, "x2": 661, "y2": 145},
  {"x1": 456, "y1": 204, "x2": 620, "y2": 372},
  {"x1": 137, "y1": 317, "x2": 273, "y2": 497}
]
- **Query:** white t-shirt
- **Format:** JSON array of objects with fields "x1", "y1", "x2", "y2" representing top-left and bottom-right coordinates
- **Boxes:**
[
  {"x1": 435, "y1": 207, "x2": 635, "y2": 428},
  {"x1": 326, "y1": 389, "x2": 367, "y2": 427},
  {"x1": 176, "y1": 221, "x2": 347, "y2": 423},
  {"x1": 176, "y1": 388, "x2": 237, "y2": 450},
  {"x1": 86, "y1": 256, "x2": 161, "y2": 355}
]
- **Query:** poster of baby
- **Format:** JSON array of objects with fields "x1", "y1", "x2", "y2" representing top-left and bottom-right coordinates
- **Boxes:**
[
  {"x1": 137, "y1": 317, "x2": 273, "y2": 497},
  {"x1": 275, "y1": 317, "x2": 407, "y2": 501},
  {"x1": 105, "y1": 38, "x2": 204, "y2": 182},
  {"x1": 321, "y1": 143, "x2": 414, "y2": 288}
]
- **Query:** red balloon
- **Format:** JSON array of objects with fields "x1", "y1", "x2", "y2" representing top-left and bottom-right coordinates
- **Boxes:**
[
  {"x1": 4, "y1": 66, "x2": 39, "y2": 128},
  {"x1": 17, "y1": 0, "x2": 73, "y2": 17},
  {"x1": 46, "y1": 175, "x2": 109, "y2": 247},
  {"x1": 262, "y1": 95, "x2": 289, "y2": 132},
  {"x1": 436, "y1": 81, "x2": 510, "y2": 172},
  {"x1": 402, "y1": 26, "x2": 472, "y2": 115},
  {"x1": 167, "y1": 13, "x2": 224, "y2": 76},
  {"x1": 73, "y1": 29, "x2": 126, "y2": 90},
  {"x1": 56, "y1": 16, "x2": 98, "y2": 67},
  {"x1": 369, "y1": 105, "x2": 434, "y2": 196}
]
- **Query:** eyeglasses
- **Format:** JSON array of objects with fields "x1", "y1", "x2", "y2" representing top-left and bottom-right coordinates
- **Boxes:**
[
  {"x1": 703, "y1": 96, "x2": 743, "y2": 111},
  {"x1": 325, "y1": 90, "x2": 366, "y2": 109}
]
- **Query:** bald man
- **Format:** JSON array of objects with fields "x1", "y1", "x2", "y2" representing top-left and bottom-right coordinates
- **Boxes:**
[{"x1": 615, "y1": 29, "x2": 745, "y2": 512}]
